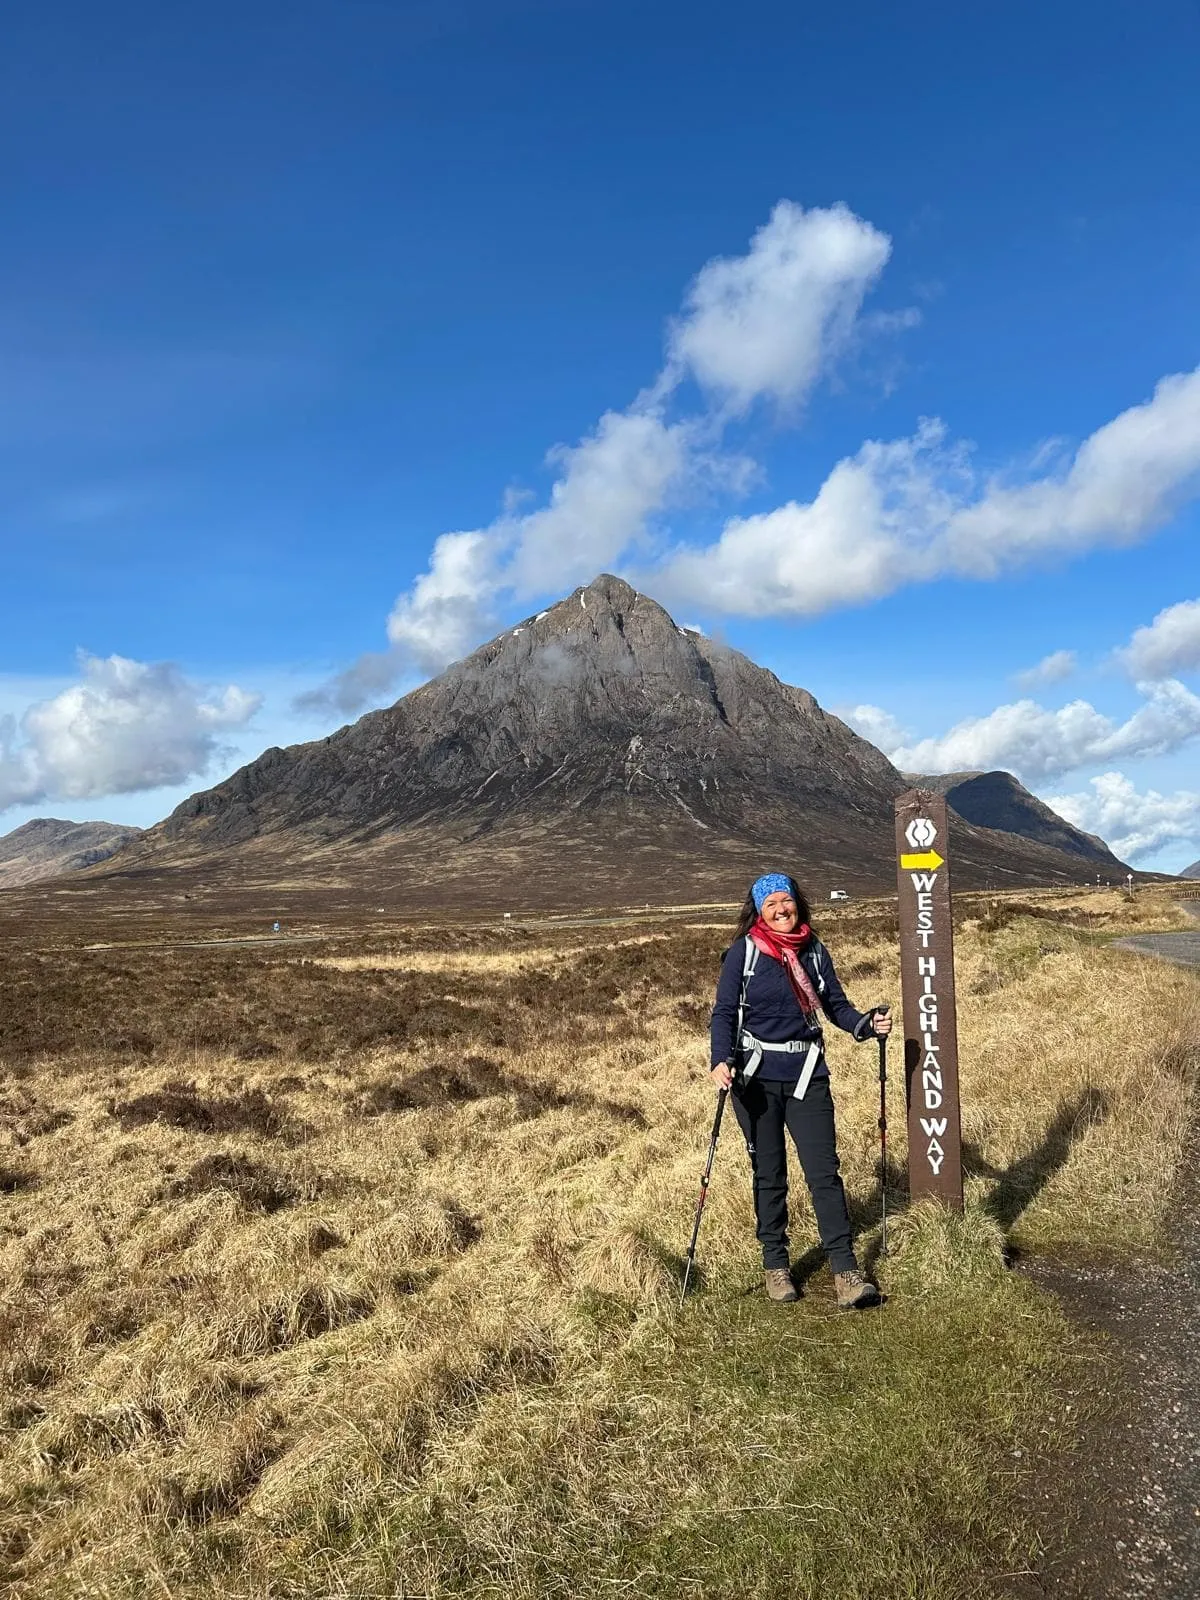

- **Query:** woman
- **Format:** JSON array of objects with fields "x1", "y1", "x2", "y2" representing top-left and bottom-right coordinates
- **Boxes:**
[{"x1": 710, "y1": 872, "x2": 892, "y2": 1309}]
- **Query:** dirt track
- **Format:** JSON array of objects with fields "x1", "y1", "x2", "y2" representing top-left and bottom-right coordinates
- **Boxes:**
[{"x1": 1014, "y1": 901, "x2": 1200, "y2": 1598}]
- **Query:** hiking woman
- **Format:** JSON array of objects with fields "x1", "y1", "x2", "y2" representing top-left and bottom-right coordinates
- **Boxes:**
[{"x1": 710, "y1": 872, "x2": 892, "y2": 1309}]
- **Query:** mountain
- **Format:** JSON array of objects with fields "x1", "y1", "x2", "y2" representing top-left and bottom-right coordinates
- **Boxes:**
[
  {"x1": 102, "y1": 576, "x2": 1127, "y2": 911},
  {"x1": 1181, "y1": 860, "x2": 1200, "y2": 880},
  {"x1": 911, "y1": 770, "x2": 1129, "y2": 875},
  {"x1": 0, "y1": 818, "x2": 142, "y2": 889}
]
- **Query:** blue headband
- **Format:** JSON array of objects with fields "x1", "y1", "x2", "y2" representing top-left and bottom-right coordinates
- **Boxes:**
[{"x1": 752, "y1": 873, "x2": 793, "y2": 910}]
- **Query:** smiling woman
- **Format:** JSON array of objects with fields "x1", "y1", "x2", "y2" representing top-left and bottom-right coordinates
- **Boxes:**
[{"x1": 709, "y1": 870, "x2": 893, "y2": 1310}]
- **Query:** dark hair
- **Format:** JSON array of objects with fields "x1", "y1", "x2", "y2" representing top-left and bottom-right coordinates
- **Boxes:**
[{"x1": 732, "y1": 876, "x2": 813, "y2": 941}]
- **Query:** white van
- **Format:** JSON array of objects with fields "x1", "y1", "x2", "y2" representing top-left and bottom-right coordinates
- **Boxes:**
[{"x1": 829, "y1": 888, "x2": 850, "y2": 901}]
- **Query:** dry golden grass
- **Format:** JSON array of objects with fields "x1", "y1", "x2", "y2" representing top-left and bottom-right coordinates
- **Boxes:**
[
  {"x1": 0, "y1": 887, "x2": 1196, "y2": 1597},
  {"x1": 314, "y1": 932, "x2": 672, "y2": 977}
]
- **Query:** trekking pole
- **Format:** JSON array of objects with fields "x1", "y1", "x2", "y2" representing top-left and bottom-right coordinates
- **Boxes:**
[
  {"x1": 680, "y1": 1084, "x2": 729, "y2": 1305},
  {"x1": 876, "y1": 1006, "x2": 890, "y2": 1256}
]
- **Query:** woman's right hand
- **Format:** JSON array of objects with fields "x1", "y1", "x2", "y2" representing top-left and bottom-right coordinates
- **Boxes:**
[{"x1": 710, "y1": 1061, "x2": 734, "y2": 1090}]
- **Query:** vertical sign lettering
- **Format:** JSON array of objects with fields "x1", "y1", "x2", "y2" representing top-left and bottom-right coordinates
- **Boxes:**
[{"x1": 895, "y1": 789, "x2": 964, "y2": 1209}]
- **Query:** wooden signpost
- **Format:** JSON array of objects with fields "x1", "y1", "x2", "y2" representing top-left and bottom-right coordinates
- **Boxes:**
[{"x1": 894, "y1": 789, "x2": 964, "y2": 1209}]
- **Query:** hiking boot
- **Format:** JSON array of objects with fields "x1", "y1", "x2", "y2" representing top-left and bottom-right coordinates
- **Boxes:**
[
  {"x1": 764, "y1": 1267, "x2": 798, "y2": 1303},
  {"x1": 834, "y1": 1270, "x2": 881, "y2": 1311}
]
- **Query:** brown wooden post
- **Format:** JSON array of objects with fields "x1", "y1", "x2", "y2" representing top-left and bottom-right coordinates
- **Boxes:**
[{"x1": 895, "y1": 789, "x2": 964, "y2": 1208}]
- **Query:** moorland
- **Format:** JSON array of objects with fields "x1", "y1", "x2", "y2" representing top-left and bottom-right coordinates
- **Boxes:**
[{"x1": 1, "y1": 884, "x2": 1197, "y2": 1598}]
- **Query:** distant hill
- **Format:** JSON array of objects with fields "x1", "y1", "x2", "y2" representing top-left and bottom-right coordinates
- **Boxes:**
[
  {"x1": 1181, "y1": 860, "x2": 1200, "y2": 880},
  {"x1": 103, "y1": 575, "x2": 1131, "y2": 911},
  {"x1": 0, "y1": 818, "x2": 142, "y2": 889},
  {"x1": 910, "y1": 770, "x2": 1130, "y2": 875}
]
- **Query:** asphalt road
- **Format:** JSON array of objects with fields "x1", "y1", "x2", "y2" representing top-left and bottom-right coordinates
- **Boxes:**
[{"x1": 1114, "y1": 900, "x2": 1200, "y2": 969}]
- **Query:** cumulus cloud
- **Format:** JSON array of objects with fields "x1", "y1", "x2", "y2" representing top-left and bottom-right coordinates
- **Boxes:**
[
  {"x1": 1014, "y1": 650, "x2": 1077, "y2": 691},
  {"x1": 385, "y1": 529, "x2": 505, "y2": 673},
  {"x1": 1119, "y1": 596, "x2": 1200, "y2": 680},
  {"x1": 304, "y1": 202, "x2": 900, "y2": 709},
  {"x1": 856, "y1": 678, "x2": 1200, "y2": 782},
  {"x1": 655, "y1": 368, "x2": 1200, "y2": 615},
  {"x1": 0, "y1": 654, "x2": 260, "y2": 812},
  {"x1": 664, "y1": 200, "x2": 893, "y2": 412},
  {"x1": 942, "y1": 369, "x2": 1200, "y2": 575},
  {"x1": 309, "y1": 196, "x2": 1200, "y2": 708},
  {"x1": 1045, "y1": 771, "x2": 1200, "y2": 862},
  {"x1": 506, "y1": 410, "x2": 702, "y2": 597},
  {"x1": 653, "y1": 419, "x2": 965, "y2": 615},
  {"x1": 293, "y1": 646, "x2": 411, "y2": 718},
  {"x1": 838, "y1": 702, "x2": 911, "y2": 753}
]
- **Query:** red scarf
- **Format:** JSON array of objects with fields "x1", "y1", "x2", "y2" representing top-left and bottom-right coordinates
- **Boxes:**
[{"x1": 749, "y1": 917, "x2": 821, "y2": 1017}]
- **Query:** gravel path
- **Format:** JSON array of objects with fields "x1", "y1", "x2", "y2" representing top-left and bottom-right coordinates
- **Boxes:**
[
  {"x1": 1011, "y1": 901, "x2": 1200, "y2": 1597},
  {"x1": 1018, "y1": 1228, "x2": 1200, "y2": 1596}
]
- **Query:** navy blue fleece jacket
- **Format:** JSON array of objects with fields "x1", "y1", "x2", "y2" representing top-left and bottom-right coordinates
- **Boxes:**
[{"x1": 710, "y1": 936, "x2": 876, "y2": 1083}]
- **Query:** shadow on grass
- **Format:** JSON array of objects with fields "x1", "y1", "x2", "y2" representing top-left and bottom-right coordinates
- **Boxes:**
[
  {"x1": 968, "y1": 1086, "x2": 1110, "y2": 1232},
  {"x1": 681, "y1": 1087, "x2": 1110, "y2": 1299},
  {"x1": 801, "y1": 1086, "x2": 1110, "y2": 1286}
]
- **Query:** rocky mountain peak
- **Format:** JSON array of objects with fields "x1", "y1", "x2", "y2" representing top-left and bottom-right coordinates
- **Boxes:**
[{"x1": 129, "y1": 574, "x2": 1129, "y2": 901}]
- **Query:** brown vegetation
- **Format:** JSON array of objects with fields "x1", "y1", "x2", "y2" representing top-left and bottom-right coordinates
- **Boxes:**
[{"x1": 0, "y1": 887, "x2": 1196, "y2": 1597}]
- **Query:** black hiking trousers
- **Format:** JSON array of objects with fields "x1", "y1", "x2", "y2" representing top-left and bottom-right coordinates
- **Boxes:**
[{"x1": 731, "y1": 1075, "x2": 858, "y2": 1276}]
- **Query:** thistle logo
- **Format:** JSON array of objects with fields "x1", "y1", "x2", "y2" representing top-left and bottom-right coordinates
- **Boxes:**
[{"x1": 905, "y1": 817, "x2": 937, "y2": 850}]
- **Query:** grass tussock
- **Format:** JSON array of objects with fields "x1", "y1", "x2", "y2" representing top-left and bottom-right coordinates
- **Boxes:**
[
  {"x1": 883, "y1": 1197, "x2": 1008, "y2": 1294},
  {"x1": 157, "y1": 1152, "x2": 307, "y2": 1214},
  {"x1": 110, "y1": 1081, "x2": 304, "y2": 1143},
  {"x1": 0, "y1": 885, "x2": 1195, "y2": 1597}
]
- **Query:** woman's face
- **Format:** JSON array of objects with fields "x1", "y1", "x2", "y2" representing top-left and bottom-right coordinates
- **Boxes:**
[{"x1": 759, "y1": 890, "x2": 799, "y2": 933}]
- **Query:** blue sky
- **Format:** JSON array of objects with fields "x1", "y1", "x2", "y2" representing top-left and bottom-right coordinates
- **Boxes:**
[{"x1": 2, "y1": 0, "x2": 1199, "y2": 868}]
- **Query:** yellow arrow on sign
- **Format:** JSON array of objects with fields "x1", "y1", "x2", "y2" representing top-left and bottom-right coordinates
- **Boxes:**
[{"x1": 900, "y1": 849, "x2": 945, "y2": 870}]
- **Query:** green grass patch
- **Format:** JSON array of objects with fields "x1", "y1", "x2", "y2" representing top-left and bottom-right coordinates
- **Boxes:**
[{"x1": 161, "y1": 1215, "x2": 1082, "y2": 1600}]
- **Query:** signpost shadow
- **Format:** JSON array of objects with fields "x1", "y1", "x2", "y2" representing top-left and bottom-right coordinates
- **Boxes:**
[{"x1": 964, "y1": 1086, "x2": 1110, "y2": 1234}]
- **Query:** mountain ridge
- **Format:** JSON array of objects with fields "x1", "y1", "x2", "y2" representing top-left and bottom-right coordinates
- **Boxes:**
[
  {"x1": 100, "y1": 575, "x2": 1129, "y2": 909},
  {"x1": 909, "y1": 770, "x2": 1127, "y2": 873},
  {"x1": 0, "y1": 818, "x2": 144, "y2": 889}
]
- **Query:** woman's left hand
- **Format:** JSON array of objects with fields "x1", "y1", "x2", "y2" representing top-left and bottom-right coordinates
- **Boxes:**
[{"x1": 871, "y1": 1009, "x2": 893, "y2": 1036}]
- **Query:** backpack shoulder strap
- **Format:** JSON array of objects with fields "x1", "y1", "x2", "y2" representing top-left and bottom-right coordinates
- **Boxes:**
[
  {"x1": 737, "y1": 936, "x2": 758, "y2": 1034},
  {"x1": 742, "y1": 934, "x2": 759, "y2": 980}
]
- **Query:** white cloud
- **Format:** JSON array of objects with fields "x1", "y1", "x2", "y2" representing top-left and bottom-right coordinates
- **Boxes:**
[
  {"x1": 872, "y1": 679, "x2": 1200, "y2": 782},
  {"x1": 1119, "y1": 596, "x2": 1200, "y2": 680},
  {"x1": 1045, "y1": 771, "x2": 1200, "y2": 862},
  {"x1": 309, "y1": 198, "x2": 1200, "y2": 705},
  {"x1": 838, "y1": 702, "x2": 911, "y2": 752},
  {"x1": 653, "y1": 419, "x2": 963, "y2": 615},
  {"x1": 385, "y1": 529, "x2": 504, "y2": 674},
  {"x1": 301, "y1": 413, "x2": 700, "y2": 712},
  {"x1": 941, "y1": 369, "x2": 1200, "y2": 575},
  {"x1": 665, "y1": 200, "x2": 893, "y2": 412},
  {"x1": 1014, "y1": 650, "x2": 1077, "y2": 691},
  {"x1": 507, "y1": 409, "x2": 701, "y2": 596},
  {"x1": 307, "y1": 202, "x2": 898, "y2": 707},
  {"x1": 0, "y1": 654, "x2": 260, "y2": 813},
  {"x1": 655, "y1": 368, "x2": 1200, "y2": 615}
]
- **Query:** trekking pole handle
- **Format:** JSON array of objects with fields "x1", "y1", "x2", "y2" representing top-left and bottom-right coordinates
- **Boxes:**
[{"x1": 875, "y1": 1005, "x2": 889, "y2": 1108}]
